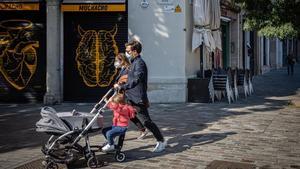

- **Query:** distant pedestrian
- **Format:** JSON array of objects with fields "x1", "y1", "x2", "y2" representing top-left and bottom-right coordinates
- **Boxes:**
[
  {"x1": 114, "y1": 40, "x2": 167, "y2": 152},
  {"x1": 286, "y1": 53, "x2": 296, "y2": 75}
]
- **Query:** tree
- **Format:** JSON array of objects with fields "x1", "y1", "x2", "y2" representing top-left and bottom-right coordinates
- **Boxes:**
[{"x1": 236, "y1": 0, "x2": 300, "y2": 39}]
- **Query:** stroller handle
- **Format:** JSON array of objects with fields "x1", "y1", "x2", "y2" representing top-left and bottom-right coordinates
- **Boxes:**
[
  {"x1": 71, "y1": 88, "x2": 118, "y2": 144},
  {"x1": 91, "y1": 88, "x2": 118, "y2": 113},
  {"x1": 98, "y1": 88, "x2": 114, "y2": 104},
  {"x1": 99, "y1": 87, "x2": 121, "y2": 104},
  {"x1": 42, "y1": 88, "x2": 120, "y2": 147}
]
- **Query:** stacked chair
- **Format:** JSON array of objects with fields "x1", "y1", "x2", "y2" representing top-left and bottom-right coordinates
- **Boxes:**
[
  {"x1": 208, "y1": 67, "x2": 254, "y2": 104},
  {"x1": 209, "y1": 68, "x2": 235, "y2": 104},
  {"x1": 235, "y1": 69, "x2": 254, "y2": 99}
]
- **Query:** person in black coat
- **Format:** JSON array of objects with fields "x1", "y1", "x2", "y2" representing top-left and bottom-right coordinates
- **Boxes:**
[
  {"x1": 114, "y1": 53, "x2": 149, "y2": 140},
  {"x1": 114, "y1": 40, "x2": 167, "y2": 152}
]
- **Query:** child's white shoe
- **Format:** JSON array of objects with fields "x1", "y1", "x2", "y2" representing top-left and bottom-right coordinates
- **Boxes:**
[{"x1": 102, "y1": 144, "x2": 115, "y2": 152}]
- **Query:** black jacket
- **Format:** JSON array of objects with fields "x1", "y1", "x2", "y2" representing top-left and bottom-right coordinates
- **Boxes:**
[{"x1": 120, "y1": 55, "x2": 148, "y2": 104}]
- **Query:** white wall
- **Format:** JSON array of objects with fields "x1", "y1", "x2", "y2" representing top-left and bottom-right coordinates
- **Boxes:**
[
  {"x1": 230, "y1": 17, "x2": 239, "y2": 68},
  {"x1": 237, "y1": 14, "x2": 242, "y2": 68},
  {"x1": 260, "y1": 37, "x2": 271, "y2": 74},
  {"x1": 276, "y1": 38, "x2": 283, "y2": 68},
  {"x1": 267, "y1": 38, "x2": 283, "y2": 69},
  {"x1": 185, "y1": 0, "x2": 200, "y2": 77},
  {"x1": 244, "y1": 31, "x2": 250, "y2": 69},
  {"x1": 230, "y1": 16, "x2": 244, "y2": 69},
  {"x1": 128, "y1": 0, "x2": 186, "y2": 103}
]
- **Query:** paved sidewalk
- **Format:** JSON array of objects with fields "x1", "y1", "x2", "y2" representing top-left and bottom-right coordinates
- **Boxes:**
[{"x1": 0, "y1": 65, "x2": 300, "y2": 169}]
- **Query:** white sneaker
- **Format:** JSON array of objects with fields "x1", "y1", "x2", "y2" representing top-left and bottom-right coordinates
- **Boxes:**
[
  {"x1": 137, "y1": 129, "x2": 149, "y2": 140},
  {"x1": 152, "y1": 141, "x2": 167, "y2": 153},
  {"x1": 102, "y1": 144, "x2": 115, "y2": 152}
]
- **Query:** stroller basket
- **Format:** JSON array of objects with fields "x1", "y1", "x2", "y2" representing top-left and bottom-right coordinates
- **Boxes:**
[{"x1": 58, "y1": 111, "x2": 103, "y2": 131}]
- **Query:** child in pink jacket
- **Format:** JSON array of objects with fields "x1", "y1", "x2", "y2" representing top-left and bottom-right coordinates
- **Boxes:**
[{"x1": 102, "y1": 93, "x2": 136, "y2": 152}]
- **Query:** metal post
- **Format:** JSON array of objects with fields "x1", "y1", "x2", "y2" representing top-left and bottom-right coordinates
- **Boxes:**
[{"x1": 44, "y1": 0, "x2": 61, "y2": 104}]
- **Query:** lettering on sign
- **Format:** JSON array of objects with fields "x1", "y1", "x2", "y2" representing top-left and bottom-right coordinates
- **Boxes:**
[
  {"x1": 0, "y1": 3, "x2": 39, "y2": 11},
  {"x1": 61, "y1": 4, "x2": 125, "y2": 12},
  {"x1": 78, "y1": 5, "x2": 108, "y2": 11},
  {"x1": 157, "y1": 0, "x2": 174, "y2": 5},
  {"x1": 0, "y1": 3, "x2": 22, "y2": 10}
]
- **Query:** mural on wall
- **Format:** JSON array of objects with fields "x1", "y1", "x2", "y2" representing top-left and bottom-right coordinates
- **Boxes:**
[
  {"x1": 76, "y1": 25, "x2": 119, "y2": 87},
  {"x1": 0, "y1": 19, "x2": 39, "y2": 90}
]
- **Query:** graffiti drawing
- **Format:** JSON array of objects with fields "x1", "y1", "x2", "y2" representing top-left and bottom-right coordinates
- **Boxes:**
[
  {"x1": 0, "y1": 19, "x2": 39, "y2": 90},
  {"x1": 76, "y1": 25, "x2": 118, "y2": 87}
]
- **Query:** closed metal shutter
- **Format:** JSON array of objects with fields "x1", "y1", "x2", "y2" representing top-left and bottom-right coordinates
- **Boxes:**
[
  {"x1": 62, "y1": 1, "x2": 128, "y2": 102},
  {"x1": 0, "y1": 1, "x2": 46, "y2": 103}
]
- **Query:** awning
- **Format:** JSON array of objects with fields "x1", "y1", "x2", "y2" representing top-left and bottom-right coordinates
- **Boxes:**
[
  {"x1": 192, "y1": 0, "x2": 221, "y2": 52},
  {"x1": 192, "y1": 0, "x2": 215, "y2": 52}
]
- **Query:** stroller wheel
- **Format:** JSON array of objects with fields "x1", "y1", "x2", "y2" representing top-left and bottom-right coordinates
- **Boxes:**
[
  {"x1": 45, "y1": 161, "x2": 58, "y2": 169},
  {"x1": 87, "y1": 155, "x2": 98, "y2": 169},
  {"x1": 115, "y1": 152, "x2": 126, "y2": 162}
]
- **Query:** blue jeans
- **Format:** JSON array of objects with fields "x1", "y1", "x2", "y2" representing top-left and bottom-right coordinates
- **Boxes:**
[{"x1": 102, "y1": 126, "x2": 127, "y2": 145}]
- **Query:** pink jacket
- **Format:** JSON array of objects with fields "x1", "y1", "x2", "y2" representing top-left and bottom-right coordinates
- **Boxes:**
[{"x1": 107, "y1": 102, "x2": 136, "y2": 127}]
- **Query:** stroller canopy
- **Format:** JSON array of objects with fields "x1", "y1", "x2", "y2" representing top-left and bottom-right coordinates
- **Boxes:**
[{"x1": 36, "y1": 107, "x2": 70, "y2": 134}]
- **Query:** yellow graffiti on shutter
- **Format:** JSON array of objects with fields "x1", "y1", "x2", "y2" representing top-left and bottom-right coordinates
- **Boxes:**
[
  {"x1": 0, "y1": 20, "x2": 39, "y2": 90},
  {"x1": 76, "y1": 25, "x2": 119, "y2": 87}
]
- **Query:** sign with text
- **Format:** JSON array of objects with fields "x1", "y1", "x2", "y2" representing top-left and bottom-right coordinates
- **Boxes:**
[
  {"x1": 157, "y1": 0, "x2": 174, "y2": 5},
  {"x1": 61, "y1": 4, "x2": 125, "y2": 12},
  {"x1": 0, "y1": 3, "x2": 39, "y2": 11},
  {"x1": 62, "y1": 0, "x2": 125, "y2": 3}
]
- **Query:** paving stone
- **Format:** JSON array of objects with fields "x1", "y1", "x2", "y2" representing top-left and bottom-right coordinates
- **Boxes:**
[{"x1": 1, "y1": 66, "x2": 300, "y2": 168}]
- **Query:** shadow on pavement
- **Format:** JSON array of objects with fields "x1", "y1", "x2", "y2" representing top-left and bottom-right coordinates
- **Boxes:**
[
  {"x1": 0, "y1": 104, "x2": 48, "y2": 153},
  {"x1": 119, "y1": 131, "x2": 237, "y2": 162},
  {"x1": 0, "y1": 65, "x2": 299, "y2": 169}
]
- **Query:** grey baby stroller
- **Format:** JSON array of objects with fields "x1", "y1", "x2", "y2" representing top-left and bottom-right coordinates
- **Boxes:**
[{"x1": 36, "y1": 89, "x2": 126, "y2": 169}]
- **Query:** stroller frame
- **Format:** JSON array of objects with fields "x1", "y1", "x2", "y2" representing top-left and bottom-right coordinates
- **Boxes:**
[{"x1": 40, "y1": 89, "x2": 126, "y2": 169}]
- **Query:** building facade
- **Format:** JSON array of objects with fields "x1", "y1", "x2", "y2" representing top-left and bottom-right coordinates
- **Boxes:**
[{"x1": 0, "y1": 0, "x2": 297, "y2": 103}]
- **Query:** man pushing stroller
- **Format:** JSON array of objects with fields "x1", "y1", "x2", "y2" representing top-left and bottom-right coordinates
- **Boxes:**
[
  {"x1": 103, "y1": 39, "x2": 167, "y2": 153},
  {"x1": 114, "y1": 40, "x2": 167, "y2": 153}
]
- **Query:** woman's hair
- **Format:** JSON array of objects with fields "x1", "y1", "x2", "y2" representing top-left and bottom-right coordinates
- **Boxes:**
[
  {"x1": 111, "y1": 93, "x2": 125, "y2": 104},
  {"x1": 116, "y1": 53, "x2": 130, "y2": 68}
]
